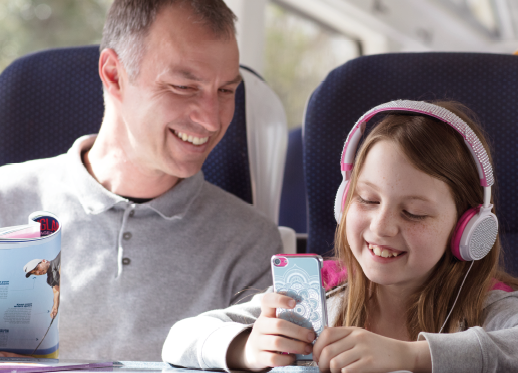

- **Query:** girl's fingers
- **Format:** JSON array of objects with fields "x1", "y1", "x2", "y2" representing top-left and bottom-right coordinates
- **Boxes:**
[
  {"x1": 256, "y1": 350, "x2": 296, "y2": 368},
  {"x1": 312, "y1": 327, "x2": 357, "y2": 363},
  {"x1": 260, "y1": 293, "x2": 296, "y2": 318},
  {"x1": 316, "y1": 337, "x2": 355, "y2": 369},
  {"x1": 244, "y1": 292, "x2": 317, "y2": 369},
  {"x1": 314, "y1": 329, "x2": 415, "y2": 373},
  {"x1": 257, "y1": 334, "x2": 313, "y2": 356},
  {"x1": 330, "y1": 357, "x2": 365, "y2": 373},
  {"x1": 327, "y1": 349, "x2": 361, "y2": 373},
  {"x1": 255, "y1": 316, "x2": 316, "y2": 344}
]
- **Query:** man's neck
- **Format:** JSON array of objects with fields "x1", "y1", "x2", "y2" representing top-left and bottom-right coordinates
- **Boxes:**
[{"x1": 83, "y1": 132, "x2": 180, "y2": 199}]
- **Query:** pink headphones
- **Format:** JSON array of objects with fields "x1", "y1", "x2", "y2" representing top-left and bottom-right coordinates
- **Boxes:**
[{"x1": 334, "y1": 100, "x2": 498, "y2": 261}]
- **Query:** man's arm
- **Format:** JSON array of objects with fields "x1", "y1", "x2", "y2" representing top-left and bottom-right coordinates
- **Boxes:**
[{"x1": 50, "y1": 285, "x2": 59, "y2": 319}]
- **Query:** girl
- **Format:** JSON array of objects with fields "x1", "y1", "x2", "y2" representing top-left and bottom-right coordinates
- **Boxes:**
[{"x1": 162, "y1": 100, "x2": 518, "y2": 373}]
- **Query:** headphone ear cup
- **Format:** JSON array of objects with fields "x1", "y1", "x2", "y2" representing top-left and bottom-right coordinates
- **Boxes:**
[
  {"x1": 334, "y1": 180, "x2": 350, "y2": 223},
  {"x1": 451, "y1": 208, "x2": 478, "y2": 261},
  {"x1": 451, "y1": 207, "x2": 498, "y2": 261}
]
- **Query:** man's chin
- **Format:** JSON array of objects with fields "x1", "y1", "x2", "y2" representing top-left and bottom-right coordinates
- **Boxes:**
[{"x1": 167, "y1": 164, "x2": 204, "y2": 180}]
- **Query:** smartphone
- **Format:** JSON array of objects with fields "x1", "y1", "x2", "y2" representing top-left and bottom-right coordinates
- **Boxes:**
[{"x1": 271, "y1": 254, "x2": 328, "y2": 361}]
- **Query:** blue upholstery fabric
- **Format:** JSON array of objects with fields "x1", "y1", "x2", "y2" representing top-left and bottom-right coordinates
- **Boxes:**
[
  {"x1": 279, "y1": 127, "x2": 307, "y2": 233},
  {"x1": 0, "y1": 46, "x2": 104, "y2": 163},
  {"x1": 304, "y1": 53, "x2": 518, "y2": 273},
  {"x1": 0, "y1": 46, "x2": 252, "y2": 204},
  {"x1": 202, "y1": 82, "x2": 252, "y2": 204}
]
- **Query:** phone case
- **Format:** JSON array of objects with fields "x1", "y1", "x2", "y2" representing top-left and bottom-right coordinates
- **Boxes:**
[{"x1": 271, "y1": 254, "x2": 328, "y2": 361}]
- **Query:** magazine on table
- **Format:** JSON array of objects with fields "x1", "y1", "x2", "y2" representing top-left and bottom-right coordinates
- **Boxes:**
[
  {"x1": 0, "y1": 358, "x2": 113, "y2": 373},
  {"x1": 0, "y1": 212, "x2": 61, "y2": 358}
]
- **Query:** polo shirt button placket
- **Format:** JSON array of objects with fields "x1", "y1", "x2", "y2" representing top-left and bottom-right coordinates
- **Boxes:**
[
  {"x1": 120, "y1": 204, "x2": 135, "y2": 270},
  {"x1": 122, "y1": 228, "x2": 132, "y2": 264}
]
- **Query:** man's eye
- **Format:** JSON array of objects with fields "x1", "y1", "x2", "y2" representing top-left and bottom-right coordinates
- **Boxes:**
[
  {"x1": 173, "y1": 85, "x2": 189, "y2": 90},
  {"x1": 219, "y1": 88, "x2": 234, "y2": 94}
]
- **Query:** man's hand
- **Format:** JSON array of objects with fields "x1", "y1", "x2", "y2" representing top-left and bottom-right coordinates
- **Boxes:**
[
  {"x1": 313, "y1": 326, "x2": 432, "y2": 373},
  {"x1": 50, "y1": 307, "x2": 58, "y2": 319},
  {"x1": 0, "y1": 351, "x2": 29, "y2": 358},
  {"x1": 226, "y1": 293, "x2": 316, "y2": 369}
]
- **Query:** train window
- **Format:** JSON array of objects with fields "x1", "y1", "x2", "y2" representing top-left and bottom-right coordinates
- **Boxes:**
[
  {"x1": 0, "y1": 0, "x2": 110, "y2": 72},
  {"x1": 467, "y1": 0, "x2": 498, "y2": 33},
  {"x1": 264, "y1": 2, "x2": 360, "y2": 129}
]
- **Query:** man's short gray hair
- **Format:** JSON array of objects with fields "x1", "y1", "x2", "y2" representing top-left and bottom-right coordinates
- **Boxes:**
[{"x1": 100, "y1": 0, "x2": 237, "y2": 80}]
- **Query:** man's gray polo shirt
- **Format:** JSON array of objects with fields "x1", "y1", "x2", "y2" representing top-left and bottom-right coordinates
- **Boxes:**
[{"x1": 0, "y1": 135, "x2": 282, "y2": 361}]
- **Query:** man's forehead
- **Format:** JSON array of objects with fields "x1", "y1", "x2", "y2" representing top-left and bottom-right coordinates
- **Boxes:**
[
  {"x1": 151, "y1": 4, "x2": 234, "y2": 46},
  {"x1": 161, "y1": 67, "x2": 242, "y2": 84},
  {"x1": 147, "y1": 5, "x2": 238, "y2": 58}
]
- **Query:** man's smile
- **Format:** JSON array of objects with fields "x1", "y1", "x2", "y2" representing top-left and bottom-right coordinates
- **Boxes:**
[{"x1": 172, "y1": 129, "x2": 209, "y2": 145}]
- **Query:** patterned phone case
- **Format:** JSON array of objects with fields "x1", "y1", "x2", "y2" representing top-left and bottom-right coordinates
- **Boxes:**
[{"x1": 271, "y1": 254, "x2": 328, "y2": 361}]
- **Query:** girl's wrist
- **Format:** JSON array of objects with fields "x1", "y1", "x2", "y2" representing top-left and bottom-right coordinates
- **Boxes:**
[
  {"x1": 406, "y1": 340, "x2": 432, "y2": 373},
  {"x1": 226, "y1": 329, "x2": 251, "y2": 369}
]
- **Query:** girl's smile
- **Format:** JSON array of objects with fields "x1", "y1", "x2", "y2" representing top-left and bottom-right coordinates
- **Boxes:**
[
  {"x1": 366, "y1": 242, "x2": 407, "y2": 263},
  {"x1": 346, "y1": 140, "x2": 458, "y2": 288}
]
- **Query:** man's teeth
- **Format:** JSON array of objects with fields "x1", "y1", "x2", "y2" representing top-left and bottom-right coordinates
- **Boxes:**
[
  {"x1": 368, "y1": 244, "x2": 399, "y2": 258},
  {"x1": 175, "y1": 131, "x2": 209, "y2": 145}
]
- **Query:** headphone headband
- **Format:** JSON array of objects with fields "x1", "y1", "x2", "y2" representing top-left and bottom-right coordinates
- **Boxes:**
[{"x1": 340, "y1": 100, "x2": 494, "y2": 188}]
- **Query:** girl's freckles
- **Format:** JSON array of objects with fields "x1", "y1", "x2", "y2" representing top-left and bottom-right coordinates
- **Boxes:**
[{"x1": 347, "y1": 140, "x2": 456, "y2": 288}]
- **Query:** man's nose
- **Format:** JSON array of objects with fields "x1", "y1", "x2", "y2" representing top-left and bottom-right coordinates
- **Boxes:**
[
  {"x1": 190, "y1": 92, "x2": 220, "y2": 132},
  {"x1": 370, "y1": 207, "x2": 398, "y2": 237}
]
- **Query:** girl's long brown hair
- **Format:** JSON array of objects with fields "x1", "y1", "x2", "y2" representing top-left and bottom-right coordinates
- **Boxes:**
[{"x1": 333, "y1": 101, "x2": 518, "y2": 340}]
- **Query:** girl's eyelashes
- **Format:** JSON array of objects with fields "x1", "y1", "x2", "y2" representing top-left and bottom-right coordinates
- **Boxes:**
[
  {"x1": 403, "y1": 210, "x2": 427, "y2": 221},
  {"x1": 356, "y1": 195, "x2": 428, "y2": 221},
  {"x1": 356, "y1": 195, "x2": 379, "y2": 205}
]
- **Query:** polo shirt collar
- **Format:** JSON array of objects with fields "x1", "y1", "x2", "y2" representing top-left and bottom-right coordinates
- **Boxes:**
[{"x1": 68, "y1": 135, "x2": 204, "y2": 219}]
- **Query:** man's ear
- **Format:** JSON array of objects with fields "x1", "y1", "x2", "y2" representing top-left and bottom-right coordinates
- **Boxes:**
[{"x1": 99, "y1": 48, "x2": 126, "y2": 103}]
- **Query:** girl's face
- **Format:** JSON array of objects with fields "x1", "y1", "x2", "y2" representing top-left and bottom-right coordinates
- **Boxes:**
[{"x1": 346, "y1": 140, "x2": 458, "y2": 289}]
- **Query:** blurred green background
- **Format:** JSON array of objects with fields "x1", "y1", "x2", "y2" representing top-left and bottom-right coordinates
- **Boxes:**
[{"x1": 0, "y1": 0, "x2": 356, "y2": 129}]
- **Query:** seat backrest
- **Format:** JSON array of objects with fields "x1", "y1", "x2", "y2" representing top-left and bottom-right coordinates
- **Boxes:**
[
  {"x1": 0, "y1": 46, "x2": 287, "y2": 224},
  {"x1": 279, "y1": 127, "x2": 307, "y2": 233},
  {"x1": 0, "y1": 46, "x2": 104, "y2": 163},
  {"x1": 304, "y1": 53, "x2": 518, "y2": 273}
]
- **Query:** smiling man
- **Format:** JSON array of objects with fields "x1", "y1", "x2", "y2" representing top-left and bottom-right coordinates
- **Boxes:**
[{"x1": 0, "y1": 0, "x2": 281, "y2": 361}]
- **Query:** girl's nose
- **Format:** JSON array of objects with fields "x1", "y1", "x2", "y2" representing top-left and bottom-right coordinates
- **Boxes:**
[{"x1": 370, "y1": 208, "x2": 398, "y2": 237}]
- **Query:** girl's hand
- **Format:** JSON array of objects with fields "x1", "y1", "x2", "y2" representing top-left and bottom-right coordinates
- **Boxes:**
[
  {"x1": 313, "y1": 327, "x2": 432, "y2": 373},
  {"x1": 227, "y1": 292, "x2": 316, "y2": 369}
]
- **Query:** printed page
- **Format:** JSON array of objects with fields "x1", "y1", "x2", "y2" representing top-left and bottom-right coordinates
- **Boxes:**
[{"x1": 0, "y1": 212, "x2": 61, "y2": 358}]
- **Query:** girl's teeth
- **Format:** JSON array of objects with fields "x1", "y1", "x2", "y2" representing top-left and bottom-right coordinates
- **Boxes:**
[{"x1": 369, "y1": 244, "x2": 399, "y2": 258}]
